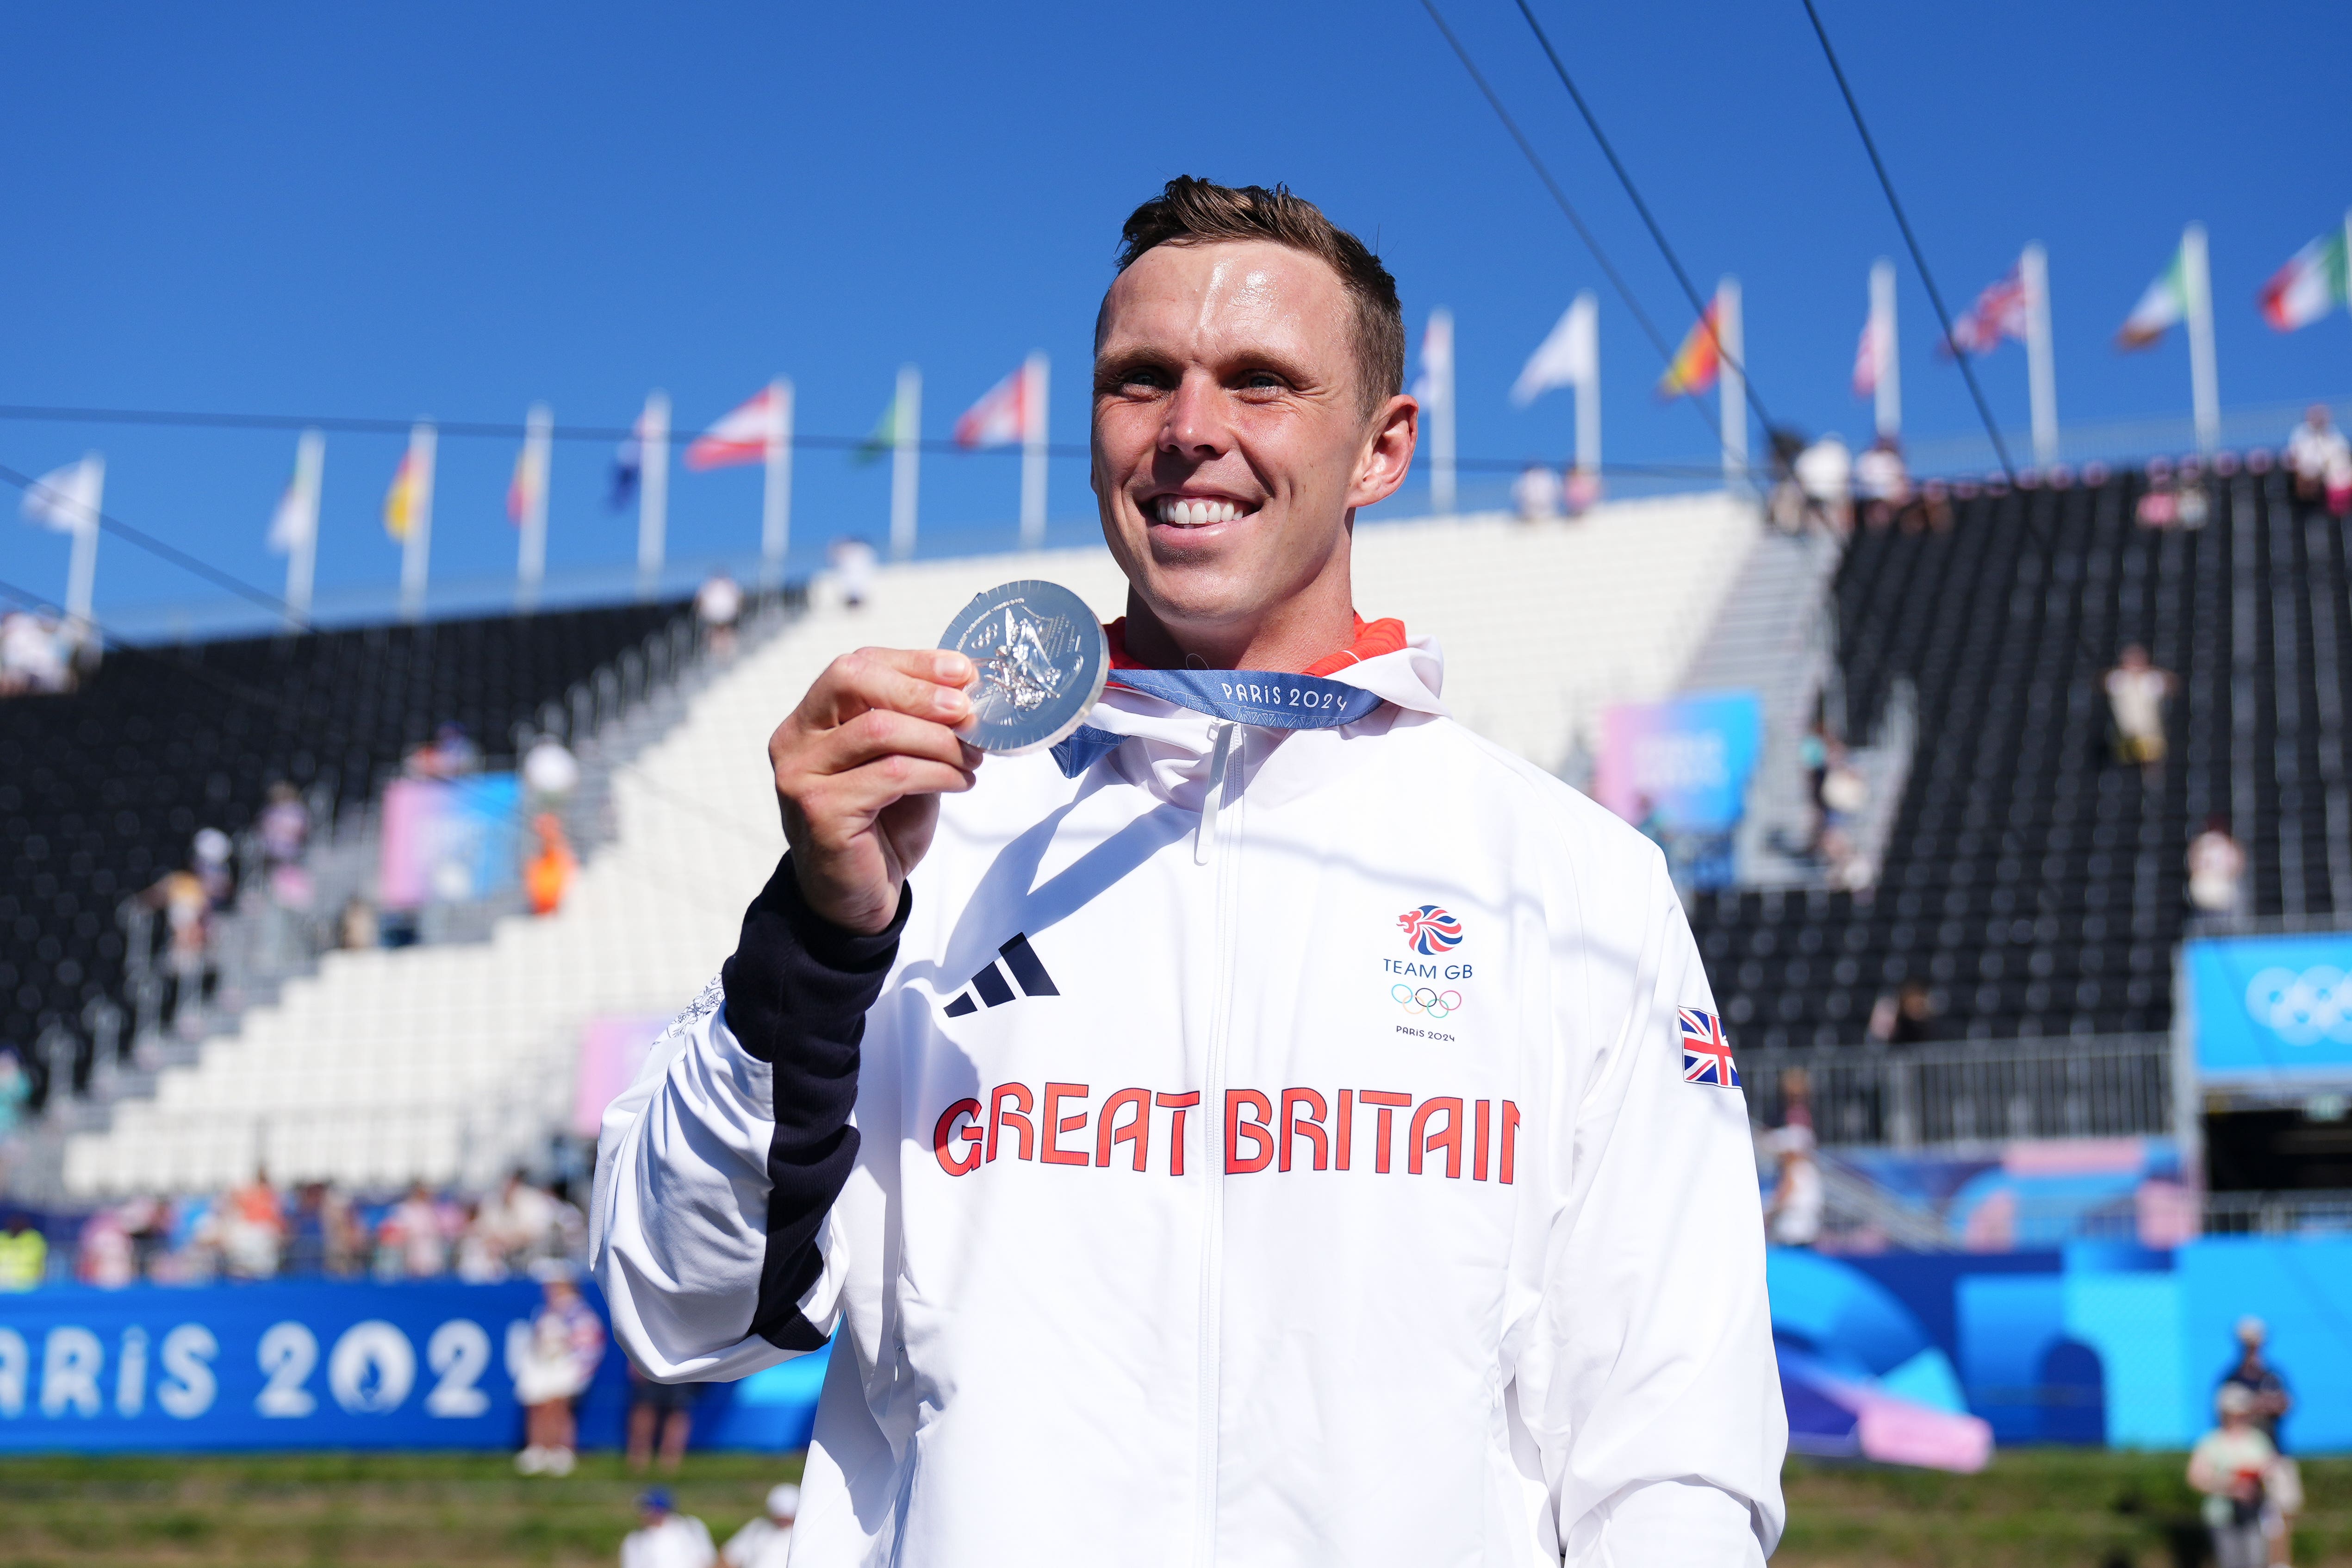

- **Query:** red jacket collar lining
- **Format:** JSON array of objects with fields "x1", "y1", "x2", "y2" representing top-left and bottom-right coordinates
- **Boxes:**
[{"x1": 1103, "y1": 615, "x2": 1408, "y2": 679}]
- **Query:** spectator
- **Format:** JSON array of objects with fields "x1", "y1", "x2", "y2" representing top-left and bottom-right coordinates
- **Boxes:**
[
  {"x1": 2190, "y1": 1384, "x2": 2281, "y2": 1568},
  {"x1": 2189, "y1": 818, "x2": 2248, "y2": 915},
  {"x1": 282, "y1": 1182, "x2": 349, "y2": 1278},
  {"x1": 0, "y1": 1212, "x2": 46, "y2": 1290},
  {"x1": 1512, "y1": 463, "x2": 1562, "y2": 523},
  {"x1": 0, "y1": 1048, "x2": 28, "y2": 1139},
  {"x1": 628, "y1": 1366, "x2": 706, "y2": 1475},
  {"x1": 220, "y1": 1168, "x2": 287, "y2": 1280},
  {"x1": 407, "y1": 722, "x2": 481, "y2": 781},
  {"x1": 621, "y1": 1487, "x2": 716, "y2": 1568},
  {"x1": 2221, "y1": 1315, "x2": 2302, "y2": 1559},
  {"x1": 2285, "y1": 405, "x2": 2349, "y2": 504},
  {"x1": 376, "y1": 1180, "x2": 453, "y2": 1279},
  {"x1": 0, "y1": 610, "x2": 72, "y2": 696},
  {"x1": 1868, "y1": 981, "x2": 1939, "y2": 1046},
  {"x1": 337, "y1": 894, "x2": 380, "y2": 951},
  {"x1": 478, "y1": 1169, "x2": 562, "y2": 1271},
  {"x1": 696, "y1": 569, "x2": 744, "y2": 660},
  {"x1": 1854, "y1": 437, "x2": 1910, "y2": 528},
  {"x1": 192, "y1": 828, "x2": 235, "y2": 908},
  {"x1": 145, "y1": 866, "x2": 217, "y2": 1038},
  {"x1": 454, "y1": 1199, "x2": 506, "y2": 1282},
  {"x1": 76, "y1": 1206, "x2": 137, "y2": 1288},
  {"x1": 721, "y1": 1484, "x2": 799, "y2": 1568},
  {"x1": 827, "y1": 535, "x2": 877, "y2": 609},
  {"x1": 1794, "y1": 433, "x2": 1854, "y2": 533},
  {"x1": 515, "y1": 1265, "x2": 607, "y2": 1476},
  {"x1": 525, "y1": 814, "x2": 578, "y2": 917},
  {"x1": 2104, "y1": 644, "x2": 2176, "y2": 779},
  {"x1": 523, "y1": 732, "x2": 580, "y2": 808},
  {"x1": 1562, "y1": 464, "x2": 1602, "y2": 516},
  {"x1": 1761, "y1": 1125, "x2": 1823, "y2": 1248},
  {"x1": 258, "y1": 782, "x2": 311, "y2": 870}
]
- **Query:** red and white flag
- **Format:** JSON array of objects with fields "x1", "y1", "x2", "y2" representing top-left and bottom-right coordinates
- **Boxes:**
[
  {"x1": 685, "y1": 385, "x2": 784, "y2": 471},
  {"x1": 1941, "y1": 265, "x2": 2029, "y2": 357},
  {"x1": 955, "y1": 361, "x2": 1039, "y2": 448},
  {"x1": 1853, "y1": 317, "x2": 1881, "y2": 398}
]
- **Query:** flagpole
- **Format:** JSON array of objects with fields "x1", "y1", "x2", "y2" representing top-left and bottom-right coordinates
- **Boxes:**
[
  {"x1": 64, "y1": 453, "x2": 103, "y2": 639},
  {"x1": 1571, "y1": 292, "x2": 1600, "y2": 482},
  {"x1": 2022, "y1": 243, "x2": 2058, "y2": 467},
  {"x1": 1870, "y1": 258, "x2": 1901, "y2": 441},
  {"x1": 517, "y1": 404, "x2": 552, "y2": 613},
  {"x1": 891, "y1": 365, "x2": 921, "y2": 561},
  {"x1": 400, "y1": 423, "x2": 435, "y2": 623},
  {"x1": 1717, "y1": 277, "x2": 1747, "y2": 492},
  {"x1": 2183, "y1": 224, "x2": 2220, "y2": 454},
  {"x1": 1020, "y1": 352, "x2": 1048, "y2": 550},
  {"x1": 287, "y1": 429, "x2": 323, "y2": 630},
  {"x1": 762, "y1": 378, "x2": 793, "y2": 591},
  {"x1": 1429, "y1": 309, "x2": 1457, "y2": 516},
  {"x1": 638, "y1": 391, "x2": 669, "y2": 601}
]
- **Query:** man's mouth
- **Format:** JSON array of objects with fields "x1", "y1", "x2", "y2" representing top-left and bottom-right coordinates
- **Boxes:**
[{"x1": 1151, "y1": 495, "x2": 1258, "y2": 526}]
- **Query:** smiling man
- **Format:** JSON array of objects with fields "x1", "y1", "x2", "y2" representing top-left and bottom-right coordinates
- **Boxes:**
[{"x1": 594, "y1": 177, "x2": 1785, "y2": 1566}]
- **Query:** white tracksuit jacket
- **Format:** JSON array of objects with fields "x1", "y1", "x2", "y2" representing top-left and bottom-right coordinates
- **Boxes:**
[{"x1": 594, "y1": 635, "x2": 1787, "y2": 1566}]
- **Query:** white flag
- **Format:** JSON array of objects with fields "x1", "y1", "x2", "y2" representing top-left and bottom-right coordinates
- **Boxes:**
[
  {"x1": 269, "y1": 455, "x2": 319, "y2": 553},
  {"x1": 1511, "y1": 297, "x2": 1597, "y2": 407},
  {"x1": 1411, "y1": 311, "x2": 1454, "y2": 406},
  {"x1": 21, "y1": 455, "x2": 102, "y2": 535}
]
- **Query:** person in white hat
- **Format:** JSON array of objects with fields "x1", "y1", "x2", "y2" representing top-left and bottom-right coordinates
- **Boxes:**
[
  {"x1": 2190, "y1": 1383, "x2": 2280, "y2": 1568},
  {"x1": 720, "y1": 1483, "x2": 798, "y2": 1568}
]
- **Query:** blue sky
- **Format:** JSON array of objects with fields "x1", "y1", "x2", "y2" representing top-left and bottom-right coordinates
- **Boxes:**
[{"x1": 6, "y1": 0, "x2": 2351, "y2": 626}]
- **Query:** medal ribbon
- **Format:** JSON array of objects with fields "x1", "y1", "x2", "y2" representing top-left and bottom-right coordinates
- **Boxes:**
[{"x1": 1050, "y1": 667, "x2": 1384, "y2": 778}]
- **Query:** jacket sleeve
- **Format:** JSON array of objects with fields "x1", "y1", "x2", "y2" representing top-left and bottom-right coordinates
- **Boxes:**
[
  {"x1": 591, "y1": 853, "x2": 906, "y2": 1381},
  {"x1": 1513, "y1": 856, "x2": 1787, "y2": 1566}
]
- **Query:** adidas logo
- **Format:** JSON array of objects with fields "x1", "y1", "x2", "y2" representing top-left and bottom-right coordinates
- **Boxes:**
[{"x1": 942, "y1": 933, "x2": 1060, "y2": 1018}]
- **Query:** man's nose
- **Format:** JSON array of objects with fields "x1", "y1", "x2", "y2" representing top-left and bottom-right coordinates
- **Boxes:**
[{"x1": 1160, "y1": 370, "x2": 1229, "y2": 457}]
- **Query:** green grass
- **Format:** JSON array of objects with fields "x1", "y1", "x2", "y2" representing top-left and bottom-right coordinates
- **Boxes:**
[{"x1": 3, "y1": 1448, "x2": 2350, "y2": 1566}]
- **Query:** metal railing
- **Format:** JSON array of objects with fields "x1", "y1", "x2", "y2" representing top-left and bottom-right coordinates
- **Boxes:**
[
  {"x1": 2202, "y1": 1189, "x2": 2352, "y2": 1236},
  {"x1": 1744, "y1": 1033, "x2": 2175, "y2": 1150}
]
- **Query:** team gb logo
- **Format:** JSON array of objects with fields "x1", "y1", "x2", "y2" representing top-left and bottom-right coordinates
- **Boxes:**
[{"x1": 1397, "y1": 905, "x2": 1464, "y2": 955}]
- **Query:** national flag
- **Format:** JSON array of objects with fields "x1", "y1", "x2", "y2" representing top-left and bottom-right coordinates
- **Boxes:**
[
  {"x1": 1853, "y1": 317, "x2": 1882, "y2": 398},
  {"x1": 1677, "y1": 1006, "x2": 1740, "y2": 1089},
  {"x1": 383, "y1": 450, "x2": 423, "y2": 541},
  {"x1": 954, "y1": 363, "x2": 1035, "y2": 449},
  {"x1": 270, "y1": 458, "x2": 318, "y2": 553},
  {"x1": 609, "y1": 413, "x2": 647, "y2": 510},
  {"x1": 1410, "y1": 311, "x2": 1454, "y2": 406},
  {"x1": 856, "y1": 390, "x2": 908, "y2": 465},
  {"x1": 2259, "y1": 230, "x2": 2349, "y2": 332},
  {"x1": 21, "y1": 456, "x2": 101, "y2": 535},
  {"x1": 2117, "y1": 240, "x2": 2193, "y2": 350},
  {"x1": 1655, "y1": 302, "x2": 1721, "y2": 399},
  {"x1": 506, "y1": 440, "x2": 546, "y2": 526},
  {"x1": 1941, "y1": 266, "x2": 2029, "y2": 358},
  {"x1": 686, "y1": 384, "x2": 785, "y2": 470},
  {"x1": 1512, "y1": 296, "x2": 1596, "y2": 406}
]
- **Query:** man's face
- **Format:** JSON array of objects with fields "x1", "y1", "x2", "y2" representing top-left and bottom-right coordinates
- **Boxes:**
[{"x1": 1091, "y1": 239, "x2": 1412, "y2": 639}]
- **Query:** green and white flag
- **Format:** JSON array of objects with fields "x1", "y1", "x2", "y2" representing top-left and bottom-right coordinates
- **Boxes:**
[
  {"x1": 2117, "y1": 240, "x2": 2194, "y2": 350},
  {"x1": 2260, "y1": 228, "x2": 2349, "y2": 332}
]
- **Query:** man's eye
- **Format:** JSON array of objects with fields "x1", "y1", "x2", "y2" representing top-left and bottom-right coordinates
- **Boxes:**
[
  {"x1": 1120, "y1": 367, "x2": 1171, "y2": 392},
  {"x1": 1238, "y1": 372, "x2": 1284, "y2": 392}
]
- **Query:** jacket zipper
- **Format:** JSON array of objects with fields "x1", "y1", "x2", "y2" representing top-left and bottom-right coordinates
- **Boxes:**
[{"x1": 1193, "y1": 722, "x2": 1243, "y2": 1567}]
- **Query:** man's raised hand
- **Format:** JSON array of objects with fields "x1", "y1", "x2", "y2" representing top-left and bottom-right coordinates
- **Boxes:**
[{"x1": 769, "y1": 647, "x2": 980, "y2": 935}]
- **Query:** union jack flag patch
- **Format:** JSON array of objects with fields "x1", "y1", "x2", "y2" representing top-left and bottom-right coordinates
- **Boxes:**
[{"x1": 1678, "y1": 1007, "x2": 1740, "y2": 1089}]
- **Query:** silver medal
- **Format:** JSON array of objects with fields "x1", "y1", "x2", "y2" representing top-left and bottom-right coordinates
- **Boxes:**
[{"x1": 937, "y1": 579, "x2": 1109, "y2": 755}]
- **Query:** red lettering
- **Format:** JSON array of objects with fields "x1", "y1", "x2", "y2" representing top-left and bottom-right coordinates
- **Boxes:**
[
  {"x1": 1156, "y1": 1092, "x2": 1201, "y2": 1176},
  {"x1": 1226, "y1": 1089, "x2": 1275, "y2": 1174},
  {"x1": 933, "y1": 1098, "x2": 983, "y2": 1177},
  {"x1": 1096, "y1": 1087, "x2": 1151, "y2": 1171},
  {"x1": 988, "y1": 1083, "x2": 1035, "y2": 1163},
  {"x1": 1473, "y1": 1099, "x2": 1491, "y2": 1182},
  {"x1": 1042, "y1": 1082, "x2": 1091, "y2": 1166},
  {"x1": 1280, "y1": 1088, "x2": 1329, "y2": 1172},
  {"x1": 1500, "y1": 1099, "x2": 1521, "y2": 1185},
  {"x1": 1336, "y1": 1089, "x2": 1353, "y2": 1170},
  {"x1": 1409, "y1": 1096, "x2": 1463, "y2": 1178},
  {"x1": 1360, "y1": 1091, "x2": 1412, "y2": 1174}
]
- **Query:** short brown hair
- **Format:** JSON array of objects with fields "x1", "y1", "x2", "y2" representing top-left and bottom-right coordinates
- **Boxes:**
[{"x1": 1106, "y1": 176, "x2": 1406, "y2": 419}]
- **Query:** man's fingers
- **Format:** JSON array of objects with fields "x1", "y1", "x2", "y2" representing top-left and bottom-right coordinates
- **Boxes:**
[
  {"x1": 802, "y1": 707, "x2": 976, "y2": 778},
  {"x1": 797, "y1": 758, "x2": 977, "y2": 837},
  {"x1": 802, "y1": 647, "x2": 976, "y2": 730}
]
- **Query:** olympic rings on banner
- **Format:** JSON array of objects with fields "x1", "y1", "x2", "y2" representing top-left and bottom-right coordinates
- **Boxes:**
[
  {"x1": 2245, "y1": 966, "x2": 2352, "y2": 1045},
  {"x1": 1391, "y1": 983, "x2": 1464, "y2": 1020}
]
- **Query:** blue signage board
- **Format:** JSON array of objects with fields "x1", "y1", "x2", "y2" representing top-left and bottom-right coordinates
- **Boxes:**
[
  {"x1": 2186, "y1": 933, "x2": 2352, "y2": 1085},
  {"x1": 0, "y1": 1279, "x2": 827, "y2": 1453}
]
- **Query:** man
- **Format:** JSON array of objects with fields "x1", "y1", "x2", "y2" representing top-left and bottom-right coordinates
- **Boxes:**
[
  {"x1": 2220, "y1": 1316, "x2": 2300, "y2": 1566},
  {"x1": 720, "y1": 1483, "x2": 798, "y2": 1568},
  {"x1": 620, "y1": 1487, "x2": 716, "y2": 1568},
  {"x1": 2190, "y1": 1384, "x2": 2281, "y2": 1568},
  {"x1": 2104, "y1": 643, "x2": 2176, "y2": 779},
  {"x1": 595, "y1": 177, "x2": 1784, "y2": 1564},
  {"x1": 2285, "y1": 404, "x2": 2349, "y2": 502}
]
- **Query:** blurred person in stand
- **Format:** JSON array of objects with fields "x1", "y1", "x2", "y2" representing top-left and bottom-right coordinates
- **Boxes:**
[
  {"x1": 1512, "y1": 461, "x2": 1562, "y2": 523},
  {"x1": 1868, "y1": 981, "x2": 1939, "y2": 1046},
  {"x1": 0, "y1": 1048, "x2": 28, "y2": 1139},
  {"x1": 407, "y1": 722, "x2": 481, "y2": 780},
  {"x1": 282, "y1": 1182, "x2": 338, "y2": 1278},
  {"x1": 2286, "y1": 405, "x2": 2349, "y2": 504},
  {"x1": 2191, "y1": 1383, "x2": 2284, "y2": 1568},
  {"x1": 258, "y1": 782, "x2": 311, "y2": 870},
  {"x1": 1793, "y1": 432, "x2": 1854, "y2": 534},
  {"x1": 76, "y1": 1204, "x2": 137, "y2": 1288},
  {"x1": 192, "y1": 827, "x2": 235, "y2": 908},
  {"x1": 144, "y1": 864, "x2": 217, "y2": 1037},
  {"x1": 514, "y1": 1263, "x2": 606, "y2": 1476},
  {"x1": 2221, "y1": 1316, "x2": 2302, "y2": 1564},
  {"x1": 621, "y1": 1487, "x2": 716, "y2": 1568},
  {"x1": 696, "y1": 568, "x2": 744, "y2": 660},
  {"x1": 721, "y1": 1484, "x2": 799, "y2": 1568},
  {"x1": 523, "y1": 731, "x2": 580, "y2": 809},
  {"x1": 0, "y1": 1211, "x2": 47, "y2": 1289},
  {"x1": 2105, "y1": 644, "x2": 2176, "y2": 781},
  {"x1": 1562, "y1": 464, "x2": 1602, "y2": 517},
  {"x1": 336, "y1": 894, "x2": 380, "y2": 951},
  {"x1": 455, "y1": 1199, "x2": 508, "y2": 1282},
  {"x1": 2190, "y1": 817, "x2": 2248, "y2": 916},
  {"x1": 377, "y1": 1180, "x2": 454, "y2": 1279},
  {"x1": 220, "y1": 1168, "x2": 287, "y2": 1280},
  {"x1": 1854, "y1": 436, "x2": 1910, "y2": 528},
  {"x1": 0, "y1": 610, "x2": 71, "y2": 696},
  {"x1": 1761, "y1": 1125, "x2": 1823, "y2": 1249},
  {"x1": 826, "y1": 535, "x2": 877, "y2": 609},
  {"x1": 526, "y1": 814, "x2": 578, "y2": 917},
  {"x1": 479, "y1": 1168, "x2": 561, "y2": 1270}
]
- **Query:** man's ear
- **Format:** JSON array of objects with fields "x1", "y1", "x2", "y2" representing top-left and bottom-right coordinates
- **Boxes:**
[{"x1": 1347, "y1": 393, "x2": 1419, "y2": 510}]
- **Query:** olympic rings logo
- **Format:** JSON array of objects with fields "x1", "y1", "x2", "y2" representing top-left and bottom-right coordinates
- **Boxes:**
[
  {"x1": 2245, "y1": 966, "x2": 2352, "y2": 1045},
  {"x1": 1393, "y1": 984, "x2": 1463, "y2": 1020}
]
